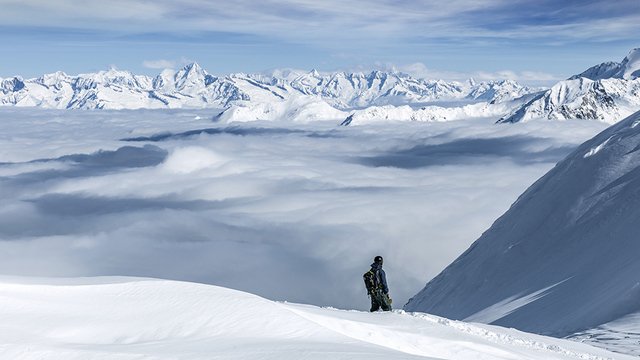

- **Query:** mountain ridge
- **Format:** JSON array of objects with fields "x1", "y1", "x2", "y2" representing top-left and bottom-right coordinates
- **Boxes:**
[
  {"x1": 4, "y1": 48, "x2": 640, "y2": 126},
  {"x1": 500, "y1": 48, "x2": 640, "y2": 124},
  {"x1": 0, "y1": 64, "x2": 538, "y2": 110},
  {"x1": 404, "y1": 109, "x2": 640, "y2": 350}
]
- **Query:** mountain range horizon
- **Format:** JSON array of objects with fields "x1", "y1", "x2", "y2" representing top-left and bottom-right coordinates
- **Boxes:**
[{"x1": 2, "y1": 48, "x2": 638, "y2": 126}]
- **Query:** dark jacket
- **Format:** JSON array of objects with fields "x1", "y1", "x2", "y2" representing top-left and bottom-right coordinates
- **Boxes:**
[{"x1": 370, "y1": 262, "x2": 389, "y2": 294}]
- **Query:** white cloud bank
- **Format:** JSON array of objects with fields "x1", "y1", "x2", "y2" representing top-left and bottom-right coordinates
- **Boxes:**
[
  {"x1": 142, "y1": 59, "x2": 177, "y2": 69},
  {"x1": 0, "y1": 108, "x2": 608, "y2": 310},
  {"x1": 142, "y1": 57, "x2": 193, "y2": 70}
]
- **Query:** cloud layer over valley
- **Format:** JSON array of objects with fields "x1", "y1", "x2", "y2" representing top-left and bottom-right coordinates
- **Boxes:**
[{"x1": 0, "y1": 108, "x2": 607, "y2": 309}]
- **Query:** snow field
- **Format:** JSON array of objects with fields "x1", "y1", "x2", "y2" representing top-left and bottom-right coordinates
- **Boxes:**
[
  {"x1": 0, "y1": 277, "x2": 632, "y2": 360},
  {"x1": 3, "y1": 49, "x2": 640, "y2": 127}
]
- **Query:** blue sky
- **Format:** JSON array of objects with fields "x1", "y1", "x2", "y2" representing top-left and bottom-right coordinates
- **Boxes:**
[{"x1": 1, "y1": 0, "x2": 639, "y2": 84}]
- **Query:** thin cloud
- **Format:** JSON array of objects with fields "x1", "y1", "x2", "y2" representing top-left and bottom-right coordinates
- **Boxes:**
[
  {"x1": 142, "y1": 57, "x2": 193, "y2": 70},
  {"x1": 1, "y1": 0, "x2": 638, "y2": 45},
  {"x1": 142, "y1": 59, "x2": 177, "y2": 70},
  {"x1": 472, "y1": 70, "x2": 561, "y2": 83},
  {"x1": 365, "y1": 62, "x2": 560, "y2": 85}
]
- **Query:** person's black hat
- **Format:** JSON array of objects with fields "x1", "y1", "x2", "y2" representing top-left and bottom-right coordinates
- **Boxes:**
[{"x1": 374, "y1": 255, "x2": 383, "y2": 264}]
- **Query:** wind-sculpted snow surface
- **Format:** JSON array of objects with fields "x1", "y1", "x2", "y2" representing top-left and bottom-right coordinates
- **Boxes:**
[
  {"x1": 0, "y1": 276, "x2": 631, "y2": 360},
  {"x1": 405, "y1": 110, "x2": 640, "y2": 349}
]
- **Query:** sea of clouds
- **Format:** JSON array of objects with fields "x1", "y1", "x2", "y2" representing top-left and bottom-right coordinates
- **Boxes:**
[{"x1": 0, "y1": 108, "x2": 607, "y2": 310}]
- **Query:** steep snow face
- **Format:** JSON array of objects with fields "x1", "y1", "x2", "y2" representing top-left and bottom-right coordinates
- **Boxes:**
[
  {"x1": 0, "y1": 276, "x2": 631, "y2": 360},
  {"x1": 613, "y1": 48, "x2": 640, "y2": 80},
  {"x1": 568, "y1": 62, "x2": 621, "y2": 81},
  {"x1": 568, "y1": 49, "x2": 640, "y2": 81},
  {"x1": 173, "y1": 62, "x2": 208, "y2": 92},
  {"x1": 0, "y1": 77, "x2": 28, "y2": 105},
  {"x1": 1, "y1": 77, "x2": 25, "y2": 94},
  {"x1": 405, "y1": 110, "x2": 640, "y2": 341},
  {"x1": 0, "y1": 65, "x2": 536, "y2": 111},
  {"x1": 499, "y1": 77, "x2": 640, "y2": 124},
  {"x1": 502, "y1": 48, "x2": 640, "y2": 124}
]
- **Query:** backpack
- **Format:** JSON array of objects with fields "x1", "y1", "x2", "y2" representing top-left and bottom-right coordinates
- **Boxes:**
[{"x1": 363, "y1": 269, "x2": 378, "y2": 294}]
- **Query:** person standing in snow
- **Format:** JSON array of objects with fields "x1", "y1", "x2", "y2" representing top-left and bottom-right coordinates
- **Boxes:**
[{"x1": 364, "y1": 255, "x2": 392, "y2": 312}]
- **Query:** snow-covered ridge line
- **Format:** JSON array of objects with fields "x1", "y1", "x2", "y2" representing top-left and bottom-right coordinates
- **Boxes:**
[
  {"x1": 0, "y1": 63, "x2": 538, "y2": 110},
  {"x1": 0, "y1": 276, "x2": 630, "y2": 360},
  {"x1": 569, "y1": 48, "x2": 640, "y2": 81},
  {"x1": 499, "y1": 48, "x2": 640, "y2": 124},
  {"x1": 4, "y1": 48, "x2": 639, "y2": 126}
]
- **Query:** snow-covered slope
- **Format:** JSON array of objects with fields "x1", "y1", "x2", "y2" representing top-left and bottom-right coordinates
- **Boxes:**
[
  {"x1": 568, "y1": 62, "x2": 623, "y2": 81},
  {"x1": 405, "y1": 110, "x2": 640, "y2": 348},
  {"x1": 0, "y1": 276, "x2": 630, "y2": 360},
  {"x1": 500, "y1": 48, "x2": 640, "y2": 124},
  {"x1": 7, "y1": 50, "x2": 640, "y2": 125},
  {"x1": 215, "y1": 95, "x2": 347, "y2": 123},
  {"x1": 568, "y1": 311, "x2": 640, "y2": 356},
  {"x1": 0, "y1": 65, "x2": 537, "y2": 111},
  {"x1": 572, "y1": 48, "x2": 640, "y2": 81},
  {"x1": 466, "y1": 79, "x2": 537, "y2": 103},
  {"x1": 614, "y1": 48, "x2": 640, "y2": 80}
]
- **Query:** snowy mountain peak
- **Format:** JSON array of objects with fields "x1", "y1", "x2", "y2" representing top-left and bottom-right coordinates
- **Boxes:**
[
  {"x1": 617, "y1": 47, "x2": 640, "y2": 79},
  {"x1": 41, "y1": 70, "x2": 69, "y2": 79},
  {"x1": 1, "y1": 76, "x2": 25, "y2": 93},
  {"x1": 369, "y1": 69, "x2": 389, "y2": 78},
  {"x1": 568, "y1": 61, "x2": 620, "y2": 81},
  {"x1": 0, "y1": 64, "x2": 539, "y2": 110},
  {"x1": 181, "y1": 62, "x2": 205, "y2": 74},
  {"x1": 176, "y1": 62, "x2": 207, "y2": 79},
  {"x1": 500, "y1": 48, "x2": 640, "y2": 124},
  {"x1": 82, "y1": 68, "x2": 143, "y2": 88},
  {"x1": 33, "y1": 71, "x2": 71, "y2": 90},
  {"x1": 174, "y1": 62, "x2": 208, "y2": 92},
  {"x1": 569, "y1": 48, "x2": 640, "y2": 81}
]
